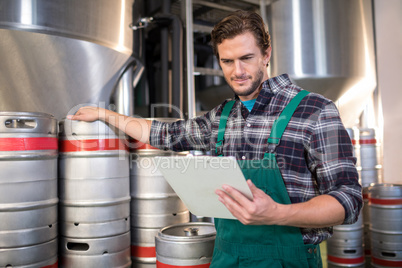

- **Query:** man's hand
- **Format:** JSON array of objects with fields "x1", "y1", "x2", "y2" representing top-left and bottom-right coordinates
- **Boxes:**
[
  {"x1": 67, "y1": 106, "x2": 106, "y2": 122},
  {"x1": 216, "y1": 179, "x2": 346, "y2": 228},
  {"x1": 215, "y1": 180, "x2": 285, "y2": 225}
]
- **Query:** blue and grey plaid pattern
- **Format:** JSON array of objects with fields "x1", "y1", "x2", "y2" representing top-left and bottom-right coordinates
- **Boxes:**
[{"x1": 150, "y1": 73, "x2": 362, "y2": 245}]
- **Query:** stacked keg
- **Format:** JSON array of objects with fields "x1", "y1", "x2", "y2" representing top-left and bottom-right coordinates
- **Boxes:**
[
  {"x1": 346, "y1": 128, "x2": 361, "y2": 174},
  {"x1": 0, "y1": 112, "x2": 58, "y2": 268},
  {"x1": 347, "y1": 127, "x2": 373, "y2": 264},
  {"x1": 368, "y1": 183, "x2": 402, "y2": 268},
  {"x1": 362, "y1": 186, "x2": 372, "y2": 264},
  {"x1": 359, "y1": 128, "x2": 381, "y2": 187},
  {"x1": 326, "y1": 212, "x2": 365, "y2": 268},
  {"x1": 129, "y1": 118, "x2": 190, "y2": 267},
  {"x1": 155, "y1": 222, "x2": 216, "y2": 267},
  {"x1": 359, "y1": 128, "x2": 382, "y2": 265},
  {"x1": 326, "y1": 128, "x2": 365, "y2": 268},
  {"x1": 58, "y1": 119, "x2": 131, "y2": 268}
]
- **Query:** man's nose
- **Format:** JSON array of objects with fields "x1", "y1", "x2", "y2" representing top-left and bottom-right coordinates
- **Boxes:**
[{"x1": 234, "y1": 60, "x2": 244, "y2": 76}]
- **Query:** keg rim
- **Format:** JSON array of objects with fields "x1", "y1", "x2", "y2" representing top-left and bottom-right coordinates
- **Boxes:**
[
  {"x1": 0, "y1": 111, "x2": 55, "y2": 118},
  {"x1": 158, "y1": 222, "x2": 216, "y2": 240}
]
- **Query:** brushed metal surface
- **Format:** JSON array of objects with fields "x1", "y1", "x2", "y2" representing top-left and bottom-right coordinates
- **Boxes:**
[
  {"x1": 155, "y1": 223, "x2": 216, "y2": 265},
  {"x1": 268, "y1": 0, "x2": 375, "y2": 99},
  {"x1": 0, "y1": 0, "x2": 140, "y2": 119},
  {"x1": 130, "y1": 210, "x2": 190, "y2": 229},
  {"x1": 60, "y1": 233, "x2": 132, "y2": 268},
  {"x1": 267, "y1": 0, "x2": 376, "y2": 125},
  {"x1": 0, "y1": 238, "x2": 58, "y2": 267}
]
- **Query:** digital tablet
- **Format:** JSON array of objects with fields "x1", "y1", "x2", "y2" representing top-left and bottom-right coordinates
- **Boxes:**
[{"x1": 155, "y1": 155, "x2": 253, "y2": 219}]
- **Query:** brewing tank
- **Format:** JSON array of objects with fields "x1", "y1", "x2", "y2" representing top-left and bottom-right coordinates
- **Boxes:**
[
  {"x1": 267, "y1": 0, "x2": 377, "y2": 126},
  {"x1": 0, "y1": 0, "x2": 143, "y2": 119}
]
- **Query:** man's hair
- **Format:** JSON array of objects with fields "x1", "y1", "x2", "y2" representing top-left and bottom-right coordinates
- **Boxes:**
[{"x1": 210, "y1": 10, "x2": 271, "y2": 61}]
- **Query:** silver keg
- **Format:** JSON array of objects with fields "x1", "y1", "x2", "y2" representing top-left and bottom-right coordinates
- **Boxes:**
[
  {"x1": 346, "y1": 128, "x2": 361, "y2": 169},
  {"x1": 369, "y1": 183, "x2": 402, "y2": 268},
  {"x1": 362, "y1": 187, "x2": 372, "y2": 264},
  {"x1": 58, "y1": 119, "x2": 131, "y2": 268},
  {"x1": 0, "y1": 112, "x2": 58, "y2": 268},
  {"x1": 129, "y1": 118, "x2": 190, "y2": 267},
  {"x1": 359, "y1": 128, "x2": 381, "y2": 186},
  {"x1": 60, "y1": 232, "x2": 131, "y2": 268},
  {"x1": 155, "y1": 222, "x2": 216, "y2": 267},
  {"x1": 327, "y1": 212, "x2": 365, "y2": 268}
]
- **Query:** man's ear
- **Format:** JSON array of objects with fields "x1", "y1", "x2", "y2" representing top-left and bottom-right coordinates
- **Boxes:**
[{"x1": 264, "y1": 46, "x2": 272, "y2": 66}]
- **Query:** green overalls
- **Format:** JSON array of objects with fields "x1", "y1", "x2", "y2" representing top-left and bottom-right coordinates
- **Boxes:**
[{"x1": 211, "y1": 90, "x2": 322, "y2": 268}]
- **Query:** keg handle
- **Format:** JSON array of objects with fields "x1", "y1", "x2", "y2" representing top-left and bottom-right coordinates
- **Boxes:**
[
  {"x1": 184, "y1": 227, "x2": 199, "y2": 236},
  {"x1": 4, "y1": 119, "x2": 37, "y2": 129}
]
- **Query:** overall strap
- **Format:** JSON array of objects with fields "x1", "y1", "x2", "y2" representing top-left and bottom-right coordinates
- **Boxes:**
[
  {"x1": 216, "y1": 100, "x2": 236, "y2": 156},
  {"x1": 266, "y1": 90, "x2": 309, "y2": 153}
]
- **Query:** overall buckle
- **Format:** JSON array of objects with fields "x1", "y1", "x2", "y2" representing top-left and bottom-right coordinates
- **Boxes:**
[{"x1": 215, "y1": 140, "x2": 224, "y2": 156}]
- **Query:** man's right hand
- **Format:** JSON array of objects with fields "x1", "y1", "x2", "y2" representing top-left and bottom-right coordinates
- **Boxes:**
[{"x1": 67, "y1": 106, "x2": 106, "y2": 122}]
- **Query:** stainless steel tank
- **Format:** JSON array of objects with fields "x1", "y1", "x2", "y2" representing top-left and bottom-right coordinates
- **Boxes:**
[
  {"x1": 267, "y1": 0, "x2": 376, "y2": 126},
  {"x1": 0, "y1": 0, "x2": 143, "y2": 119},
  {"x1": 0, "y1": 111, "x2": 58, "y2": 268},
  {"x1": 58, "y1": 119, "x2": 131, "y2": 268}
]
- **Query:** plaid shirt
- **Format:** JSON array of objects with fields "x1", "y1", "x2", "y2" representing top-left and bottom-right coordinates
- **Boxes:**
[{"x1": 150, "y1": 73, "x2": 362, "y2": 244}]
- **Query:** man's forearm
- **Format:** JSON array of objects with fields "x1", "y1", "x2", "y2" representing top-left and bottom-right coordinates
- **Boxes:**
[
  {"x1": 68, "y1": 107, "x2": 153, "y2": 144},
  {"x1": 276, "y1": 195, "x2": 345, "y2": 228},
  {"x1": 99, "y1": 109, "x2": 152, "y2": 144}
]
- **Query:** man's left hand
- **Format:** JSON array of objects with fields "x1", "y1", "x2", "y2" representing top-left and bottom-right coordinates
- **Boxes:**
[{"x1": 215, "y1": 180, "x2": 285, "y2": 225}]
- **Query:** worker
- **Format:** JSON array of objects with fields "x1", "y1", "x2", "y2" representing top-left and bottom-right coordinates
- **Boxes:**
[{"x1": 68, "y1": 10, "x2": 362, "y2": 268}]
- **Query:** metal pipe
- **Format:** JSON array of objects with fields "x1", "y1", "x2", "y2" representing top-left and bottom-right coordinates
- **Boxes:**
[
  {"x1": 169, "y1": 14, "x2": 183, "y2": 118},
  {"x1": 114, "y1": 64, "x2": 134, "y2": 116},
  {"x1": 154, "y1": 12, "x2": 184, "y2": 119},
  {"x1": 185, "y1": 0, "x2": 196, "y2": 119},
  {"x1": 160, "y1": 0, "x2": 170, "y2": 117}
]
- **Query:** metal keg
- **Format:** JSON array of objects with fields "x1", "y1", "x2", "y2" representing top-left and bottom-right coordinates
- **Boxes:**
[
  {"x1": 369, "y1": 183, "x2": 402, "y2": 268},
  {"x1": 327, "y1": 246, "x2": 365, "y2": 268},
  {"x1": 362, "y1": 187, "x2": 372, "y2": 263},
  {"x1": 346, "y1": 128, "x2": 361, "y2": 169},
  {"x1": 359, "y1": 128, "x2": 381, "y2": 186},
  {"x1": 58, "y1": 119, "x2": 131, "y2": 268},
  {"x1": 155, "y1": 222, "x2": 216, "y2": 267},
  {"x1": 327, "y1": 212, "x2": 365, "y2": 268},
  {"x1": 129, "y1": 118, "x2": 190, "y2": 267},
  {"x1": 0, "y1": 112, "x2": 58, "y2": 268},
  {"x1": 60, "y1": 231, "x2": 131, "y2": 268}
]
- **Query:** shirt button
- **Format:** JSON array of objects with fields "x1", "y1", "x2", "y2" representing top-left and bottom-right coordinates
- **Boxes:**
[
  {"x1": 246, "y1": 123, "x2": 251, "y2": 127},
  {"x1": 241, "y1": 156, "x2": 246, "y2": 160}
]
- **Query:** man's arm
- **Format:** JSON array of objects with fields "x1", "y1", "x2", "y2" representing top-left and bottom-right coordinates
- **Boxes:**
[
  {"x1": 216, "y1": 180, "x2": 345, "y2": 228},
  {"x1": 67, "y1": 107, "x2": 152, "y2": 144}
]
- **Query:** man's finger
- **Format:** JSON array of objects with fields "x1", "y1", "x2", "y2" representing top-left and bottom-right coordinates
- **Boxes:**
[{"x1": 221, "y1": 184, "x2": 253, "y2": 205}]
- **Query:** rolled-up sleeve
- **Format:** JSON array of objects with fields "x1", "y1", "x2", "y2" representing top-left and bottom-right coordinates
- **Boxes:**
[
  {"x1": 149, "y1": 108, "x2": 217, "y2": 152},
  {"x1": 307, "y1": 102, "x2": 362, "y2": 224}
]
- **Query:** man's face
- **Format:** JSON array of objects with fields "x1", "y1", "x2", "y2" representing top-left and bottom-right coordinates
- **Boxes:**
[{"x1": 217, "y1": 31, "x2": 271, "y2": 101}]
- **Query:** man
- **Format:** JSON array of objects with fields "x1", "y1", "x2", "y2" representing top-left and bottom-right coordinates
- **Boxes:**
[{"x1": 69, "y1": 10, "x2": 362, "y2": 267}]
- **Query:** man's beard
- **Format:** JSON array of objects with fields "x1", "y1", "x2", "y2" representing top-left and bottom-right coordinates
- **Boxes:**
[{"x1": 228, "y1": 68, "x2": 265, "y2": 97}]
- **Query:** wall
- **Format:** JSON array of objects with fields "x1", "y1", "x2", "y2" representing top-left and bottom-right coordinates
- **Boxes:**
[{"x1": 374, "y1": 0, "x2": 402, "y2": 184}]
